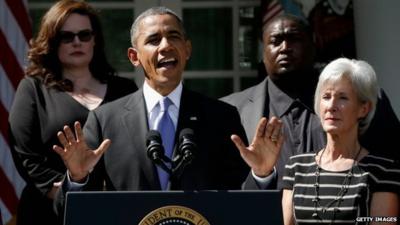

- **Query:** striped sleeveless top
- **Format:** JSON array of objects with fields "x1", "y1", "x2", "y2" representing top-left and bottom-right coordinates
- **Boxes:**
[{"x1": 282, "y1": 153, "x2": 400, "y2": 224}]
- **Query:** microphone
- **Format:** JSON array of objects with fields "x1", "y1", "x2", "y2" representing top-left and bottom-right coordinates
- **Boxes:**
[
  {"x1": 173, "y1": 128, "x2": 196, "y2": 177},
  {"x1": 179, "y1": 128, "x2": 196, "y2": 164},
  {"x1": 146, "y1": 130, "x2": 171, "y2": 175}
]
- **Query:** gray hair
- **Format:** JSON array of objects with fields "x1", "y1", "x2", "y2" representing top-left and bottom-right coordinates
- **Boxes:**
[
  {"x1": 314, "y1": 58, "x2": 379, "y2": 134},
  {"x1": 130, "y1": 6, "x2": 186, "y2": 47}
]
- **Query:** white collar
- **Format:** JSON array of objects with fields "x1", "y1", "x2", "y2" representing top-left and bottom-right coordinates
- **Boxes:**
[{"x1": 143, "y1": 81, "x2": 182, "y2": 114}]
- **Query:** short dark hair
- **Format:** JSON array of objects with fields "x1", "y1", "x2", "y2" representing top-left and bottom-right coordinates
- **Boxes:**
[
  {"x1": 262, "y1": 14, "x2": 313, "y2": 40},
  {"x1": 130, "y1": 6, "x2": 187, "y2": 47}
]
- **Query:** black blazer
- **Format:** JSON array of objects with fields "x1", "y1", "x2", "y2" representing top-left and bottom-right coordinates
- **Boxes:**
[
  {"x1": 9, "y1": 76, "x2": 138, "y2": 225},
  {"x1": 62, "y1": 87, "x2": 249, "y2": 192}
]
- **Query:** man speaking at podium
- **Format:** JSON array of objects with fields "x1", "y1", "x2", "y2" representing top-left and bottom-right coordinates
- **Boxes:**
[{"x1": 52, "y1": 6, "x2": 254, "y2": 214}]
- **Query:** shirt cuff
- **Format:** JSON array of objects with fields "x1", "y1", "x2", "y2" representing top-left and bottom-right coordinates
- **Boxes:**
[
  {"x1": 66, "y1": 170, "x2": 88, "y2": 191},
  {"x1": 251, "y1": 167, "x2": 276, "y2": 189}
]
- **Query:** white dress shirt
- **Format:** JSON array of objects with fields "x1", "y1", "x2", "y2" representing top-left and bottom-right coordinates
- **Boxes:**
[{"x1": 143, "y1": 81, "x2": 181, "y2": 130}]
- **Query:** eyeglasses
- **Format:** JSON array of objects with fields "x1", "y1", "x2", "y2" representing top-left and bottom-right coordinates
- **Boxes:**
[{"x1": 58, "y1": 29, "x2": 94, "y2": 44}]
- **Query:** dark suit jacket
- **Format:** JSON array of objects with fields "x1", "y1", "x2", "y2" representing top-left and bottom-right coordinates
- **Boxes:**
[
  {"x1": 56, "y1": 87, "x2": 250, "y2": 211},
  {"x1": 221, "y1": 78, "x2": 268, "y2": 144},
  {"x1": 221, "y1": 78, "x2": 276, "y2": 189}
]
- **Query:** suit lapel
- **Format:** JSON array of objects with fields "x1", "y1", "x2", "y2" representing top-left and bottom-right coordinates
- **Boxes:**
[
  {"x1": 176, "y1": 89, "x2": 200, "y2": 143},
  {"x1": 242, "y1": 78, "x2": 268, "y2": 142},
  {"x1": 121, "y1": 89, "x2": 160, "y2": 189}
]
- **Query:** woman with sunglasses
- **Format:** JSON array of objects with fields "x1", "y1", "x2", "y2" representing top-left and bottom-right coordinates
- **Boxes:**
[{"x1": 8, "y1": 1, "x2": 137, "y2": 224}]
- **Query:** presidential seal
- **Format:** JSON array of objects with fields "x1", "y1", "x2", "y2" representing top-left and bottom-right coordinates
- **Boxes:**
[{"x1": 138, "y1": 205, "x2": 210, "y2": 225}]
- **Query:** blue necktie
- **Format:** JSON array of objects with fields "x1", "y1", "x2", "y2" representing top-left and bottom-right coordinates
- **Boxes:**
[{"x1": 155, "y1": 97, "x2": 175, "y2": 190}]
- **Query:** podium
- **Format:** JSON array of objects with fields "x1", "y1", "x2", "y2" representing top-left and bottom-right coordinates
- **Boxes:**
[{"x1": 64, "y1": 190, "x2": 283, "y2": 225}]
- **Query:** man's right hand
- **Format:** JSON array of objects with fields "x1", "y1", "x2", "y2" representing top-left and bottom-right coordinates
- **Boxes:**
[{"x1": 53, "y1": 121, "x2": 110, "y2": 182}]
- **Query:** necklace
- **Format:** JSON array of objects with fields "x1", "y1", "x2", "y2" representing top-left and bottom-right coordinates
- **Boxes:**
[{"x1": 311, "y1": 145, "x2": 362, "y2": 223}]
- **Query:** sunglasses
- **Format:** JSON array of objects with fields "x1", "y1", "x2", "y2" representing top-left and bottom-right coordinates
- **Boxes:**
[{"x1": 58, "y1": 29, "x2": 94, "y2": 43}]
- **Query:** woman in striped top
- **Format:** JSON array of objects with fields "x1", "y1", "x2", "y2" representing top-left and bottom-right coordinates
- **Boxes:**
[{"x1": 281, "y1": 58, "x2": 400, "y2": 224}]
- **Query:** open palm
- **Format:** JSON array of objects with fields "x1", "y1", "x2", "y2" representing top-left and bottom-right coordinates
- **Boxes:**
[
  {"x1": 231, "y1": 117, "x2": 284, "y2": 177},
  {"x1": 53, "y1": 121, "x2": 110, "y2": 182}
]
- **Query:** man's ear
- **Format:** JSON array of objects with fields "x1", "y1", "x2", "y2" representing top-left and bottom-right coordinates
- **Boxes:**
[
  {"x1": 127, "y1": 47, "x2": 141, "y2": 67},
  {"x1": 185, "y1": 40, "x2": 192, "y2": 60}
]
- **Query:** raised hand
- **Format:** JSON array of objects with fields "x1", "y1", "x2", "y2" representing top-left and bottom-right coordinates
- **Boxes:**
[
  {"x1": 53, "y1": 121, "x2": 110, "y2": 182},
  {"x1": 231, "y1": 117, "x2": 284, "y2": 177}
]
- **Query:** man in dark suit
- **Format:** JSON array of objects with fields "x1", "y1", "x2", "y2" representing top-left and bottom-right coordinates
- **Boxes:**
[
  {"x1": 53, "y1": 6, "x2": 251, "y2": 199},
  {"x1": 222, "y1": 14, "x2": 400, "y2": 189}
]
